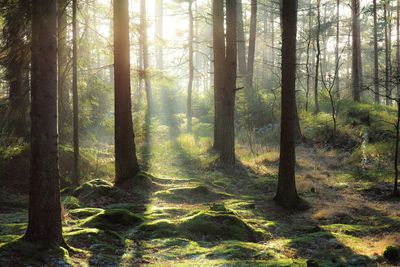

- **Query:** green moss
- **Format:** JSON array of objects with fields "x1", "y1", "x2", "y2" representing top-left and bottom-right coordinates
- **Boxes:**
[
  {"x1": 322, "y1": 223, "x2": 387, "y2": 236},
  {"x1": 0, "y1": 223, "x2": 27, "y2": 235},
  {"x1": 70, "y1": 207, "x2": 104, "y2": 216},
  {"x1": 289, "y1": 232, "x2": 334, "y2": 247},
  {"x1": 207, "y1": 241, "x2": 278, "y2": 260},
  {"x1": 140, "y1": 206, "x2": 262, "y2": 242},
  {"x1": 155, "y1": 185, "x2": 231, "y2": 203},
  {"x1": 62, "y1": 195, "x2": 81, "y2": 209},
  {"x1": 83, "y1": 209, "x2": 144, "y2": 229},
  {"x1": 0, "y1": 234, "x2": 21, "y2": 244},
  {"x1": 73, "y1": 179, "x2": 128, "y2": 200},
  {"x1": 64, "y1": 227, "x2": 122, "y2": 248},
  {"x1": 0, "y1": 239, "x2": 73, "y2": 266},
  {"x1": 180, "y1": 209, "x2": 261, "y2": 242},
  {"x1": 139, "y1": 220, "x2": 179, "y2": 238}
]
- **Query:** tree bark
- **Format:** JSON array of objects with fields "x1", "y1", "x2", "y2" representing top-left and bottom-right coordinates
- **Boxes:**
[
  {"x1": 220, "y1": 0, "x2": 237, "y2": 164},
  {"x1": 212, "y1": 0, "x2": 225, "y2": 151},
  {"x1": 351, "y1": 0, "x2": 362, "y2": 102},
  {"x1": 274, "y1": 0, "x2": 301, "y2": 209},
  {"x1": 25, "y1": 0, "x2": 65, "y2": 246},
  {"x1": 114, "y1": 0, "x2": 140, "y2": 184}
]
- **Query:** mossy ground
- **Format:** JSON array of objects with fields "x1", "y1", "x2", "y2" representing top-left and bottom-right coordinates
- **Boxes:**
[{"x1": 1, "y1": 106, "x2": 400, "y2": 266}]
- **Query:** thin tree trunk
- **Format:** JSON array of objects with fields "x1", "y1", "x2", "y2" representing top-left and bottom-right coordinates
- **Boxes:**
[
  {"x1": 114, "y1": 0, "x2": 140, "y2": 184},
  {"x1": 155, "y1": 0, "x2": 164, "y2": 70},
  {"x1": 25, "y1": 0, "x2": 65, "y2": 246},
  {"x1": 58, "y1": 0, "x2": 70, "y2": 143},
  {"x1": 335, "y1": 0, "x2": 340, "y2": 99},
  {"x1": 72, "y1": 0, "x2": 80, "y2": 186},
  {"x1": 374, "y1": 0, "x2": 380, "y2": 104},
  {"x1": 275, "y1": 0, "x2": 301, "y2": 209},
  {"x1": 385, "y1": 1, "x2": 391, "y2": 105},
  {"x1": 187, "y1": 0, "x2": 194, "y2": 132},
  {"x1": 140, "y1": 0, "x2": 153, "y2": 114},
  {"x1": 351, "y1": 0, "x2": 362, "y2": 102},
  {"x1": 394, "y1": 99, "x2": 400, "y2": 196},
  {"x1": 212, "y1": 0, "x2": 225, "y2": 151},
  {"x1": 237, "y1": 0, "x2": 247, "y2": 85},
  {"x1": 314, "y1": 0, "x2": 321, "y2": 114},
  {"x1": 397, "y1": 0, "x2": 400, "y2": 97},
  {"x1": 305, "y1": 4, "x2": 312, "y2": 112},
  {"x1": 246, "y1": 0, "x2": 257, "y2": 92}
]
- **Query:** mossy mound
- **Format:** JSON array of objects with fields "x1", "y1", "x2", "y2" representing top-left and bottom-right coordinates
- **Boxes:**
[
  {"x1": 64, "y1": 227, "x2": 122, "y2": 249},
  {"x1": 155, "y1": 185, "x2": 231, "y2": 203},
  {"x1": 68, "y1": 208, "x2": 104, "y2": 219},
  {"x1": 180, "y1": 209, "x2": 261, "y2": 242},
  {"x1": 139, "y1": 220, "x2": 179, "y2": 238},
  {"x1": 0, "y1": 239, "x2": 72, "y2": 266},
  {"x1": 139, "y1": 206, "x2": 262, "y2": 242},
  {"x1": 206, "y1": 241, "x2": 277, "y2": 260},
  {"x1": 83, "y1": 209, "x2": 144, "y2": 230},
  {"x1": 72, "y1": 179, "x2": 129, "y2": 202}
]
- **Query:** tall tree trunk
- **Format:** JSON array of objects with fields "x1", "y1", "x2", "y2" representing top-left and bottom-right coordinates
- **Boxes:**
[
  {"x1": 351, "y1": 0, "x2": 362, "y2": 102},
  {"x1": 237, "y1": 0, "x2": 247, "y2": 85},
  {"x1": 140, "y1": 0, "x2": 153, "y2": 114},
  {"x1": 335, "y1": 0, "x2": 340, "y2": 99},
  {"x1": 220, "y1": 0, "x2": 237, "y2": 164},
  {"x1": 275, "y1": 0, "x2": 300, "y2": 209},
  {"x1": 155, "y1": 0, "x2": 163, "y2": 70},
  {"x1": 25, "y1": 0, "x2": 65, "y2": 246},
  {"x1": 212, "y1": 0, "x2": 225, "y2": 151},
  {"x1": 305, "y1": 3, "x2": 312, "y2": 112},
  {"x1": 114, "y1": 0, "x2": 140, "y2": 184},
  {"x1": 385, "y1": 1, "x2": 391, "y2": 104},
  {"x1": 262, "y1": 6, "x2": 268, "y2": 89},
  {"x1": 187, "y1": 0, "x2": 194, "y2": 133},
  {"x1": 246, "y1": 0, "x2": 257, "y2": 92},
  {"x1": 72, "y1": 0, "x2": 80, "y2": 186},
  {"x1": 397, "y1": 0, "x2": 400, "y2": 97},
  {"x1": 314, "y1": 0, "x2": 321, "y2": 114},
  {"x1": 373, "y1": 0, "x2": 380, "y2": 104},
  {"x1": 58, "y1": 0, "x2": 70, "y2": 143}
]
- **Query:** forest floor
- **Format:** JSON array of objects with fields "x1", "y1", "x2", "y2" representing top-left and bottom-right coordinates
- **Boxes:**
[{"x1": 1, "y1": 120, "x2": 400, "y2": 266}]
